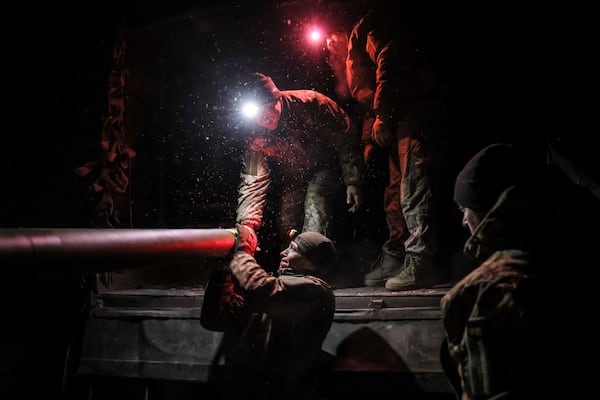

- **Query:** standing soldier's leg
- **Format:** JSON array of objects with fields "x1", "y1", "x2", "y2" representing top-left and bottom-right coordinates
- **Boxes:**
[
  {"x1": 302, "y1": 170, "x2": 341, "y2": 237},
  {"x1": 364, "y1": 141, "x2": 409, "y2": 287},
  {"x1": 385, "y1": 136, "x2": 440, "y2": 290}
]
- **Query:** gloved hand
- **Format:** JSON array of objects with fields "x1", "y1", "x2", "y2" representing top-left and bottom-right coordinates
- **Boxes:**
[
  {"x1": 372, "y1": 116, "x2": 395, "y2": 147},
  {"x1": 235, "y1": 223, "x2": 258, "y2": 256},
  {"x1": 363, "y1": 143, "x2": 375, "y2": 164},
  {"x1": 325, "y1": 32, "x2": 348, "y2": 57}
]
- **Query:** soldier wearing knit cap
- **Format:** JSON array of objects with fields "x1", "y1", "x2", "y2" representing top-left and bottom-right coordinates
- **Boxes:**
[
  {"x1": 440, "y1": 143, "x2": 599, "y2": 399},
  {"x1": 453, "y1": 143, "x2": 534, "y2": 212},
  {"x1": 286, "y1": 230, "x2": 338, "y2": 276},
  {"x1": 201, "y1": 223, "x2": 336, "y2": 400}
]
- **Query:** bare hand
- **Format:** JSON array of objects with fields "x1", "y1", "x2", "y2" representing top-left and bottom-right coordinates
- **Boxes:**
[{"x1": 346, "y1": 185, "x2": 361, "y2": 214}]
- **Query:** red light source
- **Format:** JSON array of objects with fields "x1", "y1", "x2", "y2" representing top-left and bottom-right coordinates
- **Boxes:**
[
  {"x1": 309, "y1": 29, "x2": 322, "y2": 42},
  {"x1": 307, "y1": 25, "x2": 324, "y2": 45}
]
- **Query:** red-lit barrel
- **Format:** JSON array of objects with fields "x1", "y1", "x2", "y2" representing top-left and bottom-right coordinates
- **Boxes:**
[{"x1": 0, "y1": 228, "x2": 237, "y2": 273}]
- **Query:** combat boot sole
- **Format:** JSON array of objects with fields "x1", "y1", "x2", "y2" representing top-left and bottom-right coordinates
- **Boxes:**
[{"x1": 384, "y1": 278, "x2": 433, "y2": 291}]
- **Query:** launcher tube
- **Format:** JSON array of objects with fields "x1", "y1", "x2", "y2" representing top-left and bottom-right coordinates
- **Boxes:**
[{"x1": 0, "y1": 228, "x2": 237, "y2": 273}]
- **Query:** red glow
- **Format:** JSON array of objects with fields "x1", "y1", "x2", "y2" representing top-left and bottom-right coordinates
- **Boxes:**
[
  {"x1": 310, "y1": 29, "x2": 322, "y2": 42},
  {"x1": 307, "y1": 25, "x2": 324, "y2": 45}
]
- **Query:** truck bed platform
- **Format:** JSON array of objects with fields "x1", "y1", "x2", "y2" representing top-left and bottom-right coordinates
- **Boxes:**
[{"x1": 77, "y1": 285, "x2": 454, "y2": 397}]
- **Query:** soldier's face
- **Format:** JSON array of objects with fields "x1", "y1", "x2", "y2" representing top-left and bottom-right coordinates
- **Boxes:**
[
  {"x1": 279, "y1": 240, "x2": 316, "y2": 274},
  {"x1": 255, "y1": 100, "x2": 281, "y2": 131}
]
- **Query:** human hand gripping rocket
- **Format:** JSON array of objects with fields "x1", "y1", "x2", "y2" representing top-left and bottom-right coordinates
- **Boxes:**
[{"x1": 232, "y1": 223, "x2": 260, "y2": 255}]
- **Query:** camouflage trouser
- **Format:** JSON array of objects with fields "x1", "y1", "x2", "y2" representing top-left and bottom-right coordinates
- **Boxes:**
[
  {"x1": 384, "y1": 135, "x2": 440, "y2": 258},
  {"x1": 277, "y1": 169, "x2": 342, "y2": 241}
]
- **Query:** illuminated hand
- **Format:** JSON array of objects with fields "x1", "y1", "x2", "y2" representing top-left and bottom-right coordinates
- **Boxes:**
[
  {"x1": 325, "y1": 32, "x2": 348, "y2": 57},
  {"x1": 235, "y1": 224, "x2": 258, "y2": 255},
  {"x1": 346, "y1": 184, "x2": 361, "y2": 214}
]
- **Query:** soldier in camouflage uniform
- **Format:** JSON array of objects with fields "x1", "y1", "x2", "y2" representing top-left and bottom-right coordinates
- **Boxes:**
[
  {"x1": 340, "y1": 5, "x2": 450, "y2": 291},
  {"x1": 235, "y1": 73, "x2": 364, "y2": 264},
  {"x1": 441, "y1": 143, "x2": 598, "y2": 399}
]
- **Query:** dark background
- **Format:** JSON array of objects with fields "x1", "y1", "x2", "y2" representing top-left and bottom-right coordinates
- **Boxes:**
[
  {"x1": 0, "y1": 1, "x2": 596, "y2": 399},
  {"x1": 2, "y1": 0, "x2": 594, "y2": 230}
]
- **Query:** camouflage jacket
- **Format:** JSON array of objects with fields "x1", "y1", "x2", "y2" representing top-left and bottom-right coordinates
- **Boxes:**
[
  {"x1": 346, "y1": 9, "x2": 449, "y2": 145},
  {"x1": 440, "y1": 175, "x2": 599, "y2": 399},
  {"x1": 236, "y1": 89, "x2": 363, "y2": 229}
]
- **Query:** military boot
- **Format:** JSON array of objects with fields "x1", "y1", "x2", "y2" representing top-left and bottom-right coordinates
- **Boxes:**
[
  {"x1": 364, "y1": 246, "x2": 405, "y2": 287},
  {"x1": 384, "y1": 253, "x2": 434, "y2": 291}
]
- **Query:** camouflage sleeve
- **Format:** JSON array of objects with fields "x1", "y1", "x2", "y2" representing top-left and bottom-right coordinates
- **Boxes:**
[
  {"x1": 346, "y1": 16, "x2": 375, "y2": 112},
  {"x1": 345, "y1": 16, "x2": 379, "y2": 147},
  {"x1": 321, "y1": 99, "x2": 364, "y2": 187},
  {"x1": 338, "y1": 123, "x2": 364, "y2": 187},
  {"x1": 348, "y1": 13, "x2": 411, "y2": 126},
  {"x1": 235, "y1": 149, "x2": 270, "y2": 229},
  {"x1": 373, "y1": 42, "x2": 407, "y2": 124}
]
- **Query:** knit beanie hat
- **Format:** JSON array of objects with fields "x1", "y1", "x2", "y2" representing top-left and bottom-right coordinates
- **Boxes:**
[
  {"x1": 294, "y1": 232, "x2": 338, "y2": 274},
  {"x1": 243, "y1": 72, "x2": 282, "y2": 105},
  {"x1": 454, "y1": 143, "x2": 533, "y2": 211}
]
